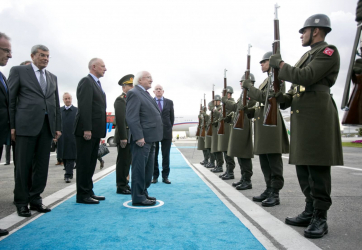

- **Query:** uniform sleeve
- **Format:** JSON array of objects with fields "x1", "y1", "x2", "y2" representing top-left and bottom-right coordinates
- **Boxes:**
[
  {"x1": 114, "y1": 97, "x2": 127, "y2": 141},
  {"x1": 225, "y1": 100, "x2": 237, "y2": 112},
  {"x1": 248, "y1": 85, "x2": 268, "y2": 103}
]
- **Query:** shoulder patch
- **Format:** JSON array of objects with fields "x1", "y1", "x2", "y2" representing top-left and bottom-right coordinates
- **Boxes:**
[{"x1": 323, "y1": 47, "x2": 334, "y2": 56}]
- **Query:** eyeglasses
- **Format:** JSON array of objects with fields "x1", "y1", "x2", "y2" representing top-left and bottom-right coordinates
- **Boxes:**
[
  {"x1": 38, "y1": 53, "x2": 50, "y2": 59},
  {"x1": 142, "y1": 76, "x2": 152, "y2": 80},
  {"x1": 0, "y1": 47, "x2": 12, "y2": 54}
]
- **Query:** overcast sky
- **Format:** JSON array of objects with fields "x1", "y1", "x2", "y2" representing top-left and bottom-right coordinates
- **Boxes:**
[{"x1": 0, "y1": 0, "x2": 357, "y2": 127}]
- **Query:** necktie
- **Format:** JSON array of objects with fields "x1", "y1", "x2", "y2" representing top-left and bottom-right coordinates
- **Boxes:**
[
  {"x1": 97, "y1": 80, "x2": 104, "y2": 93},
  {"x1": 0, "y1": 73, "x2": 7, "y2": 93},
  {"x1": 38, "y1": 70, "x2": 47, "y2": 95},
  {"x1": 157, "y1": 99, "x2": 162, "y2": 112}
]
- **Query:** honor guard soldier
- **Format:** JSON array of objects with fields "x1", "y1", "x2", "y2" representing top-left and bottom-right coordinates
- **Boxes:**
[
  {"x1": 242, "y1": 52, "x2": 289, "y2": 207},
  {"x1": 204, "y1": 101, "x2": 216, "y2": 168},
  {"x1": 269, "y1": 14, "x2": 343, "y2": 238},
  {"x1": 217, "y1": 86, "x2": 236, "y2": 180},
  {"x1": 210, "y1": 95, "x2": 224, "y2": 173},
  {"x1": 114, "y1": 74, "x2": 134, "y2": 195},
  {"x1": 197, "y1": 106, "x2": 210, "y2": 165},
  {"x1": 222, "y1": 75, "x2": 256, "y2": 189}
]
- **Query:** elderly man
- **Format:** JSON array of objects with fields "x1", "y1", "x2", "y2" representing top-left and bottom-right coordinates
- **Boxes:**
[
  {"x1": 8, "y1": 44, "x2": 62, "y2": 217},
  {"x1": 57, "y1": 92, "x2": 78, "y2": 183},
  {"x1": 152, "y1": 84, "x2": 174, "y2": 184},
  {"x1": 126, "y1": 71, "x2": 163, "y2": 206},
  {"x1": 74, "y1": 58, "x2": 107, "y2": 204},
  {"x1": 0, "y1": 31, "x2": 11, "y2": 236}
]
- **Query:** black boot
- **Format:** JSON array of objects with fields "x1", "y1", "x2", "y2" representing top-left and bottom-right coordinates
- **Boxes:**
[
  {"x1": 261, "y1": 190, "x2": 280, "y2": 207},
  {"x1": 236, "y1": 180, "x2": 252, "y2": 190},
  {"x1": 219, "y1": 165, "x2": 228, "y2": 178},
  {"x1": 211, "y1": 166, "x2": 223, "y2": 173},
  {"x1": 232, "y1": 179, "x2": 243, "y2": 187},
  {"x1": 200, "y1": 160, "x2": 206, "y2": 165},
  {"x1": 252, "y1": 188, "x2": 271, "y2": 202},
  {"x1": 222, "y1": 171, "x2": 235, "y2": 180},
  {"x1": 285, "y1": 202, "x2": 314, "y2": 227},
  {"x1": 206, "y1": 163, "x2": 215, "y2": 168},
  {"x1": 304, "y1": 210, "x2": 328, "y2": 238}
]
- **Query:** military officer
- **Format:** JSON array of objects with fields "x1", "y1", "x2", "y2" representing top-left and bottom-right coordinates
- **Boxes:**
[
  {"x1": 114, "y1": 74, "x2": 134, "y2": 195},
  {"x1": 217, "y1": 86, "x2": 236, "y2": 180},
  {"x1": 197, "y1": 106, "x2": 210, "y2": 165},
  {"x1": 204, "y1": 101, "x2": 216, "y2": 168},
  {"x1": 242, "y1": 52, "x2": 289, "y2": 207},
  {"x1": 222, "y1": 74, "x2": 256, "y2": 189},
  {"x1": 210, "y1": 95, "x2": 224, "y2": 173},
  {"x1": 269, "y1": 14, "x2": 343, "y2": 239}
]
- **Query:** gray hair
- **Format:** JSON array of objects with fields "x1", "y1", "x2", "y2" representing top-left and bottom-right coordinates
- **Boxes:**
[
  {"x1": 20, "y1": 60, "x2": 31, "y2": 66},
  {"x1": 31, "y1": 45, "x2": 49, "y2": 55},
  {"x1": 63, "y1": 92, "x2": 72, "y2": 98},
  {"x1": 88, "y1": 58, "x2": 100, "y2": 70},
  {"x1": 0, "y1": 32, "x2": 10, "y2": 40},
  {"x1": 133, "y1": 71, "x2": 147, "y2": 86}
]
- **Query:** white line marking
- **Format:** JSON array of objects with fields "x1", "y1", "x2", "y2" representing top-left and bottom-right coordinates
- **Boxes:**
[{"x1": 123, "y1": 200, "x2": 165, "y2": 209}]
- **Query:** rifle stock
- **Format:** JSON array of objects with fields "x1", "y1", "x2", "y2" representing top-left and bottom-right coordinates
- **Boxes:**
[
  {"x1": 218, "y1": 69, "x2": 227, "y2": 135},
  {"x1": 201, "y1": 95, "x2": 206, "y2": 137},
  {"x1": 196, "y1": 101, "x2": 202, "y2": 136}
]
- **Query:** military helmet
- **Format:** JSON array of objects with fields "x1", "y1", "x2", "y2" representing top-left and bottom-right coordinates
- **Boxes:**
[
  {"x1": 208, "y1": 101, "x2": 214, "y2": 109},
  {"x1": 226, "y1": 86, "x2": 233, "y2": 94},
  {"x1": 299, "y1": 14, "x2": 332, "y2": 34},
  {"x1": 260, "y1": 51, "x2": 273, "y2": 63},
  {"x1": 240, "y1": 73, "x2": 255, "y2": 82},
  {"x1": 214, "y1": 95, "x2": 221, "y2": 101}
]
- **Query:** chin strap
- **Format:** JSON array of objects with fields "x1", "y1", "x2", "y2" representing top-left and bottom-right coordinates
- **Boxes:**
[{"x1": 307, "y1": 27, "x2": 315, "y2": 46}]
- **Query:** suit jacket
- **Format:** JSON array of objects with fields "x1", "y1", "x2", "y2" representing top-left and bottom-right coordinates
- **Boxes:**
[
  {"x1": 8, "y1": 64, "x2": 61, "y2": 137},
  {"x1": 74, "y1": 74, "x2": 107, "y2": 139},
  {"x1": 0, "y1": 72, "x2": 10, "y2": 145},
  {"x1": 126, "y1": 85, "x2": 163, "y2": 143},
  {"x1": 114, "y1": 93, "x2": 128, "y2": 144},
  {"x1": 155, "y1": 97, "x2": 174, "y2": 140},
  {"x1": 57, "y1": 105, "x2": 78, "y2": 159}
]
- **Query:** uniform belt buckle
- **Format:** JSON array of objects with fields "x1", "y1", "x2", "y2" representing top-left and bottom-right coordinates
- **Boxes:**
[{"x1": 299, "y1": 86, "x2": 305, "y2": 93}]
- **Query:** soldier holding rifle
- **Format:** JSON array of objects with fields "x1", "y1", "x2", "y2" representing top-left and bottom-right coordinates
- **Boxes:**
[
  {"x1": 198, "y1": 104, "x2": 210, "y2": 166},
  {"x1": 269, "y1": 14, "x2": 343, "y2": 238},
  {"x1": 210, "y1": 95, "x2": 224, "y2": 173},
  {"x1": 204, "y1": 101, "x2": 216, "y2": 169}
]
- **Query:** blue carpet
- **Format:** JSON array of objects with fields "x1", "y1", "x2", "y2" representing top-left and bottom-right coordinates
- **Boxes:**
[{"x1": 0, "y1": 148, "x2": 265, "y2": 250}]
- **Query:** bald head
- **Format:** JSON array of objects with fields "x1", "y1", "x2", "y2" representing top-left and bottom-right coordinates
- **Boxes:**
[{"x1": 88, "y1": 58, "x2": 107, "y2": 78}]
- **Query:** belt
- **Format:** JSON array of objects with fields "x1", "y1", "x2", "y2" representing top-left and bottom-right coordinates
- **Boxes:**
[{"x1": 294, "y1": 85, "x2": 330, "y2": 93}]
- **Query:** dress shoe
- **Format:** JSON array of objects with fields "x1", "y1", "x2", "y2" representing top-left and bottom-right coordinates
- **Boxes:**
[
  {"x1": 236, "y1": 180, "x2": 252, "y2": 190},
  {"x1": 91, "y1": 195, "x2": 105, "y2": 200},
  {"x1": 285, "y1": 202, "x2": 314, "y2": 227},
  {"x1": 64, "y1": 178, "x2": 71, "y2": 183},
  {"x1": 151, "y1": 178, "x2": 158, "y2": 184},
  {"x1": 4, "y1": 162, "x2": 10, "y2": 165},
  {"x1": 162, "y1": 178, "x2": 171, "y2": 184},
  {"x1": 232, "y1": 179, "x2": 243, "y2": 187},
  {"x1": 200, "y1": 160, "x2": 208, "y2": 165},
  {"x1": 253, "y1": 188, "x2": 272, "y2": 202},
  {"x1": 0, "y1": 228, "x2": 9, "y2": 236},
  {"x1": 211, "y1": 166, "x2": 223, "y2": 173},
  {"x1": 117, "y1": 189, "x2": 131, "y2": 195},
  {"x1": 30, "y1": 204, "x2": 51, "y2": 213},
  {"x1": 17, "y1": 206, "x2": 31, "y2": 217},
  {"x1": 262, "y1": 192, "x2": 280, "y2": 207},
  {"x1": 206, "y1": 163, "x2": 215, "y2": 168},
  {"x1": 100, "y1": 160, "x2": 104, "y2": 170},
  {"x1": 76, "y1": 197, "x2": 99, "y2": 204},
  {"x1": 132, "y1": 199, "x2": 156, "y2": 206},
  {"x1": 146, "y1": 195, "x2": 156, "y2": 201},
  {"x1": 222, "y1": 173, "x2": 235, "y2": 180},
  {"x1": 219, "y1": 171, "x2": 227, "y2": 178},
  {"x1": 304, "y1": 210, "x2": 328, "y2": 238}
]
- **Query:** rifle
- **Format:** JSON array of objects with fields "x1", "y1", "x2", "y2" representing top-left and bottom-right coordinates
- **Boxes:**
[
  {"x1": 234, "y1": 44, "x2": 252, "y2": 130},
  {"x1": 206, "y1": 85, "x2": 215, "y2": 136},
  {"x1": 218, "y1": 69, "x2": 228, "y2": 135},
  {"x1": 196, "y1": 99, "x2": 202, "y2": 136},
  {"x1": 263, "y1": 3, "x2": 281, "y2": 127},
  {"x1": 201, "y1": 94, "x2": 206, "y2": 137},
  {"x1": 341, "y1": 23, "x2": 362, "y2": 125}
]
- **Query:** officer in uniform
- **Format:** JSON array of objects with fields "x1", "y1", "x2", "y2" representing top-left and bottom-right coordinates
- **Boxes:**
[
  {"x1": 114, "y1": 74, "x2": 134, "y2": 195},
  {"x1": 197, "y1": 106, "x2": 209, "y2": 165},
  {"x1": 269, "y1": 14, "x2": 343, "y2": 238},
  {"x1": 222, "y1": 74, "x2": 256, "y2": 189},
  {"x1": 217, "y1": 86, "x2": 235, "y2": 180},
  {"x1": 204, "y1": 101, "x2": 216, "y2": 168},
  {"x1": 242, "y1": 52, "x2": 289, "y2": 207},
  {"x1": 210, "y1": 95, "x2": 224, "y2": 173}
]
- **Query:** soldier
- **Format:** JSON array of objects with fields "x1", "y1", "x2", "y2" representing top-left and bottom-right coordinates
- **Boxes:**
[
  {"x1": 217, "y1": 86, "x2": 236, "y2": 180},
  {"x1": 222, "y1": 75, "x2": 256, "y2": 189},
  {"x1": 114, "y1": 74, "x2": 134, "y2": 195},
  {"x1": 242, "y1": 52, "x2": 289, "y2": 207},
  {"x1": 204, "y1": 101, "x2": 215, "y2": 168},
  {"x1": 210, "y1": 95, "x2": 224, "y2": 173},
  {"x1": 269, "y1": 14, "x2": 343, "y2": 239},
  {"x1": 197, "y1": 106, "x2": 209, "y2": 165}
]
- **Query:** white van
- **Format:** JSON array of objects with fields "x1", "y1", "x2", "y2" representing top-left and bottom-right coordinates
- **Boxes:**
[{"x1": 104, "y1": 112, "x2": 117, "y2": 147}]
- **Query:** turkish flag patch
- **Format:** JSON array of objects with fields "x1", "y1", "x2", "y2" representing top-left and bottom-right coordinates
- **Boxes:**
[{"x1": 323, "y1": 47, "x2": 334, "y2": 56}]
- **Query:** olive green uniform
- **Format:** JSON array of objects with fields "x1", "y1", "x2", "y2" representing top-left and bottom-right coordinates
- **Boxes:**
[
  {"x1": 210, "y1": 105, "x2": 224, "y2": 166},
  {"x1": 204, "y1": 112, "x2": 215, "y2": 166},
  {"x1": 197, "y1": 113, "x2": 210, "y2": 163},
  {"x1": 278, "y1": 41, "x2": 343, "y2": 210}
]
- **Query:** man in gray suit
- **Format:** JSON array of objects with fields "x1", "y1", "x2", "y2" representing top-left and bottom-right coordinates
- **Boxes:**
[
  {"x1": 8, "y1": 45, "x2": 62, "y2": 217},
  {"x1": 126, "y1": 71, "x2": 163, "y2": 206}
]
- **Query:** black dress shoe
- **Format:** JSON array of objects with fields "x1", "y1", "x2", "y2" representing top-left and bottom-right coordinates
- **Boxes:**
[
  {"x1": 17, "y1": 206, "x2": 31, "y2": 217},
  {"x1": 162, "y1": 178, "x2": 171, "y2": 184},
  {"x1": 253, "y1": 188, "x2": 272, "y2": 202},
  {"x1": 236, "y1": 181, "x2": 252, "y2": 190},
  {"x1": 91, "y1": 195, "x2": 105, "y2": 200},
  {"x1": 200, "y1": 160, "x2": 206, "y2": 165},
  {"x1": 151, "y1": 178, "x2": 158, "y2": 184},
  {"x1": 232, "y1": 180, "x2": 243, "y2": 187},
  {"x1": 4, "y1": 163, "x2": 10, "y2": 165},
  {"x1": 262, "y1": 192, "x2": 280, "y2": 207},
  {"x1": 285, "y1": 202, "x2": 314, "y2": 227},
  {"x1": 146, "y1": 195, "x2": 156, "y2": 201},
  {"x1": 211, "y1": 166, "x2": 223, "y2": 173},
  {"x1": 222, "y1": 173, "x2": 235, "y2": 180},
  {"x1": 219, "y1": 171, "x2": 227, "y2": 178},
  {"x1": 30, "y1": 204, "x2": 51, "y2": 213},
  {"x1": 0, "y1": 228, "x2": 9, "y2": 236},
  {"x1": 76, "y1": 197, "x2": 99, "y2": 204},
  {"x1": 304, "y1": 210, "x2": 328, "y2": 238},
  {"x1": 65, "y1": 178, "x2": 71, "y2": 183},
  {"x1": 206, "y1": 163, "x2": 215, "y2": 168},
  {"x1": 117, "y1": 189, "x2": 131, "y2": 195},
  {"x1": 132, "y1": 199, "x2": 156, "y2": 206}
]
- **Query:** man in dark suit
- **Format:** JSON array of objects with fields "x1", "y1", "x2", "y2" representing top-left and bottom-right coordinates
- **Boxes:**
[
  {"x1": 74, "y1": 58, "x2": 107, "y2": 204},
  {"x1": 0, "y1": 31, "x2": 11, "y2": 237},
  {"x1": 114, "y1": 74, "x2": 134, "y2": 195},
  {"x1": 8, "y1": 44, "x2": 62, "y2": 217},
  {"x1": 126, "y1": 71, "x2": 163, "y2": 206},
  {"x1": 152, "y1": 84, "x2": 174, "y2": 184},
  {"x1": 57, "y1": 92, "x2": 77, "y2": 183}
]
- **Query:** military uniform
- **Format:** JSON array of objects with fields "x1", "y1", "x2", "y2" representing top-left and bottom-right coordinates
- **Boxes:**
[
  {"x1": 210, "y1": 103, "x2": 224, "y2": 172},
  {"x1": 197, "y1": 110, "x2": 210, "y2": 165},
  {"x1": 204, "y1": 103, "x2": 215, "y2": 168}
]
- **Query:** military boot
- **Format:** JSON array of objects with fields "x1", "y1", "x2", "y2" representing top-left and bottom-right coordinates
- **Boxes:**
[
  {"x1": 211, "y1": 166, "x2": 223, "y2": 173},
  {"x1": 222, "y1": 171, "x2": 235, "y2": 180},
  {"x1": 232, "y1": 179, "x2": 243, "y2": 187},
  {"x1": 252, "y1": 188, "x2": 272, "y2": 202},
  {"x1": 219, "y1": 165, "x2": 228, "y2": 178},
  {"x1": 206, "y1": 163, "x2": 215, "y2": 168},
  {"x1": 285, "y1": 202, "x2": 314, "y2": 227},
  {"x1": 236, "y1": 180, "x2": 252, "y2": 190},
  {"x1": 262, "y1": 190, "x2": 280, "y2": 207},
  {"x1": 304, "y1": 210, "x2": 328, "y2": 238},
  {"x1": 200, "y1": 160, "x2": 207, "y2": 165}
]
